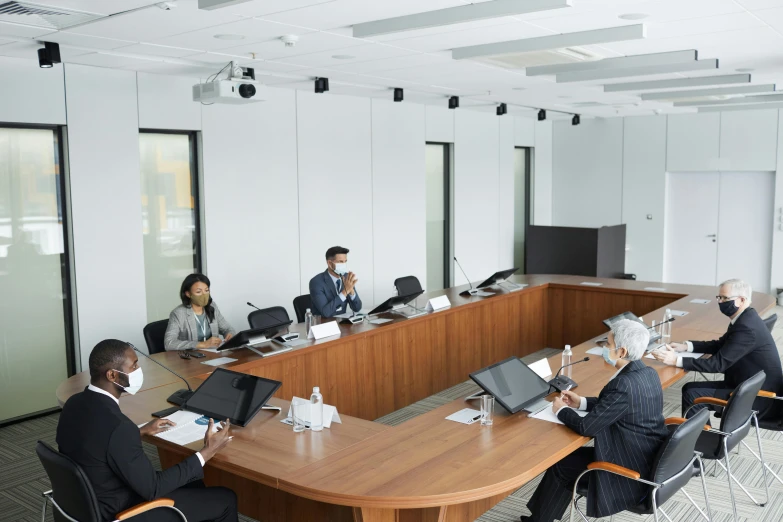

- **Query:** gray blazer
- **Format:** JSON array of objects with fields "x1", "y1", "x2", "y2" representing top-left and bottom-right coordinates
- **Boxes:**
[{"x1": 164, "y1": 301, "x2": 236, "y2": 351}]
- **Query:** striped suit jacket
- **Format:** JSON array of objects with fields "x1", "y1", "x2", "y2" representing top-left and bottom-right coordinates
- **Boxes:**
[{"x1": 558, "y1": 359, "x2": 668, "y2": 518}]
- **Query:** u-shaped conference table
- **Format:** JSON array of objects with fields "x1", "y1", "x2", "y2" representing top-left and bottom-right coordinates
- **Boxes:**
[{"x1": 56, "y1": 275, "x2": 775, "y2": 522}]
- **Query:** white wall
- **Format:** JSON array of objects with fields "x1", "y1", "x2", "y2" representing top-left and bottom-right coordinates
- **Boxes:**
[
  {"x1": 498, "y1": 117, "x2": 515, "y2": 269},
  {"x1": 532, "y1": 120, "x2": 553, "y2": 226},
  {"x1": 64, "y1": 64, "x2": 147, "y2": 368},
  {"x1": 0, "y1": 57, "x2": 66, "y2": 125},
  {"x1": 138, "y1": 73, "x2": 202, "y2": 131}
]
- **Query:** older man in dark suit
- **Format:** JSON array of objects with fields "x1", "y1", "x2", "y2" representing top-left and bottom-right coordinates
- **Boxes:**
[{"x1": 521, "y1": 319, "x2": 668, "y2": 522}]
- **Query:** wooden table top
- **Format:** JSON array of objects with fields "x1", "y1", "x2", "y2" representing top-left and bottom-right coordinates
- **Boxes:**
[{"x1": 55, "y1": 275, "x2": 775, "y2": 510}]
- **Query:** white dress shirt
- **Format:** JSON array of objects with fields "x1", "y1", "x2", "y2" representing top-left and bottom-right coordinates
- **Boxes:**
[
  {"x1": 554, "y1": 367, "x2": 624, "y2": 416},
  {"x1": 676, "y1": 308, "x2": 745, "y2": 368},
  {"x1": 87, "y1": 384, "x2": 205, "y2": 467},
  {"x1": 329, "y1": 271, "x2": 357, "y2": 302}
]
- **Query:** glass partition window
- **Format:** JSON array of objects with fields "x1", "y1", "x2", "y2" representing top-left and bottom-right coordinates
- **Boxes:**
[
  {"x1": 513, "y1": 147, "x2": 528, "y2": 271},
  {"x1": 139, "y1": 132, "x2": 201, "y2": 323},
  {"x1": 425, "y1": 143, "x2": 451, "y2": 291},
  {"x1": 0, "y1": 126, "x2": 71, "y2": 423}
]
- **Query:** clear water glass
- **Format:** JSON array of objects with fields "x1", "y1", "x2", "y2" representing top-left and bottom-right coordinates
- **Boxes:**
[
  {"x1": 292, "y1": 401, "x2": 309, "y2": 433},
  {"x1": 480, "y1": 395, "x2": 494, "y2": 426}
]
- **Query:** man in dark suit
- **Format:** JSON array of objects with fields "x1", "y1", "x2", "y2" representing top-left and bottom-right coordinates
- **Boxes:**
[
  {"x1": 521, "y1": 319, "x2": 668, "y2": 522},
  {"x1": 309, "y1": 245, "x2": 363, "y2": 317},
  {"x1": 57, "y1": 339, "x2": 237, "y2": 522},
  {"x1": 653, "y1": 278, "x2": 783, "y2": 421}
]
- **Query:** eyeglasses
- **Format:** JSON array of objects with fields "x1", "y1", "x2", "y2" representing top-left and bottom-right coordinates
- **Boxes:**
[{"x1": 715, "y1": 295, "x2": 740, "y2": 303}]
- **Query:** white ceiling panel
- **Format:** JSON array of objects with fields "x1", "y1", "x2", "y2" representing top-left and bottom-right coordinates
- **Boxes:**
[
  {"x1": 217, "y1": 30, "x2": 363, "y2": 60},
  {"x1": 151, "y1": 18, "x2": 313, "y2": 50},
  {"x1": 36, "y1": 1, "x2": 158, "y2": 15},
  {"x1": 370, "y1": 16, "x2": 539, "y2": 43},
  {"x1": 755, "y1": 6, "x2": 783, "y2": 32},
  {"x1": 0, "y1": 21, "x2": 56, "y2": 38},
  {"x1": 115, "y1": 43, "x2": 201, "y2": 58},
  {"x1": 37, "y1": 32, "x2": 136, "y2": 50},
  {"x1": 0, "y1": 40, "x2": 92, "y2": 59},
  {"x1": 645, "y1": 12, "x2": 764, "y2": 40},
  {"x1": 65, "y1": 52, "x2": 160, "y2": 68},
  {"x1": 272, "y1": 42, "x2": 415, "y2": 67},
  {"x1": 64, "y1": 1, "x2": 242, "y2": 41},
  {"x1": 738, "y1": 0, "x2": 783, "y2": 9},
  {"x1": 325, "y1": 51, "x2": 450, "y2": 73},
  {"x1": 390, "y1": 21, "x2": 553, "y2": 53},
  {"x1": 120, "y1": 61, "x2": 214, "y2": 77},
  {"x1": 212, "y1": 0, "x2": 335, "y2": 18}
]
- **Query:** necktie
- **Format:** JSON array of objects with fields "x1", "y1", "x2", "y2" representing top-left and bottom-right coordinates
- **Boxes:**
[{"x1": 336, "y1": 278, "x2": 342, "y2": 294}]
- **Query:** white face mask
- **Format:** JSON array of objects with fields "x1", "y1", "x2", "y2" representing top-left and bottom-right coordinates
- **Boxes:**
[
  {"x1": 113, "y1": 367, "x2": 144, "y2": 395},
  {"x1": 333, "y1": 262, "x2": 348, "y2": 276}
]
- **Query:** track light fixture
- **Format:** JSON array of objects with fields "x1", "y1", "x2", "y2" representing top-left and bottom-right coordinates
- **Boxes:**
[
  {"x1": 496, "y1": 103, "x2": 507, "y2": 116},
  {"x1": 314, "y1": 77, "x2": 329, "y2": 93},
  {"x1": 572, "y1": 114, "x2": 580, "y2": 126},
  {"x1": 537, "y1": 109, "x2": 546, "y2": 121},
  {"x1": 448, "y1": 96, "x2": 459, "y2": 109},
  {"x1": 37, "y1": 42, "x2": 61, "y2": 69},
  {"x1": 393, "y1": 87, "x2": 403, "y2": 102}
]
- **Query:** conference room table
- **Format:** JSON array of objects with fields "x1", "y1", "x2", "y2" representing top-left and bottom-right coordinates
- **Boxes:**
[{"x1": 56, "y1": 275, "x2": 776, "y2": 522}]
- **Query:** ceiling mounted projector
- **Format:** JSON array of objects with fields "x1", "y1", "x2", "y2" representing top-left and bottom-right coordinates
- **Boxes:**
[{"x1": 193, "y1": 61, "x2": 263, "y2": 104}]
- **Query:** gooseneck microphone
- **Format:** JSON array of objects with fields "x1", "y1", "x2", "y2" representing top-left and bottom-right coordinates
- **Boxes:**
[
  {"x1": 247, "y1": 302, "x2": 288, "y2": 326},
  {"x1": 647, "y1": 316, "x2": 676, "y2": 330},
  {"x1": 131, "y1": 345, "x2": 194, "y2": 406},
  {"x1": 454, "y1": 256, "x2": 477, "y2": 297},
  {"x1": 549, "y1": 357, "x2": 590, "y2": 392}
]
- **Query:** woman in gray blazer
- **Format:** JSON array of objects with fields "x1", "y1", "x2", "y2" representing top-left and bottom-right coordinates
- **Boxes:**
[{"x1": 164, "y1": 273, "x2": 236, "y2": 351}]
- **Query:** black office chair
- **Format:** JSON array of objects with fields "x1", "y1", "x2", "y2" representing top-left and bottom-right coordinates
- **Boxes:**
[
  {"x1": 763, "y1": 313, "x2": 777, "y2": 333},
  {"x1": 684, "y1": 371, "x2": 769, "y2": 522},
  {"x1": 143, "y1": 319, "x2": 169, "y2": 355},
  {"x1": 622, "y1": 273, "x2": 637, "y2": 280},
  {"x1": 293, "y1": 294, "x2": 312, "y2": 323},
  {"x1": 36, "y1": 441, "x2": 187, "y2": 522},
  {"x1": 569, "y1": 409, "x2": 712, "y2": 522},
  {"x1": 248, "y1": 305, "x2": 290, "y2": 329},
  {"x1": 394, "y1": 275, "x2": 423, "y2": 296}
]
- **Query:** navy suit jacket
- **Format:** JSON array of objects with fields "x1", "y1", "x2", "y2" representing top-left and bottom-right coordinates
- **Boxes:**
[
  {"x1": 309, "y1": 269, "x2": 362, "y2": 317},
  {"x1": 686, "y1": 307, "x2": 783, "y2": 420},
  {"x1": 558, "y1": 360, "x2": 668, "y2": 518}
]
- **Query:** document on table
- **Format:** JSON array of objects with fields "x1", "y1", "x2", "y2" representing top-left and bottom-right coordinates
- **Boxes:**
[
  {"x1": 646, "y1": 351, "x2": 704, "y2": 360},
  {"x1": 446, "y1": 408, "x2": 484, "y2": 425},
  {"x1": 580, "y1": 282, "x2": 603, "y2": 286},
  {"x1": 644, "y1": 287, "x2": 667, "y2": 292},
  {"x1": 201, "y1": 357, "x2": 237, "y2": 366},
  {"x1": 690, "y1": 299, "x2": 711, "y2": 304},
  {"x1": 472, "y1": 290, "x2": 494, "y2": 297},
  {"x1": 155, "y1": 411, "x2": 217, "y2": 446},
  {"x1": 669, "y1": 310, "x2": 689, "y2": 317},
  {"x1": 530, "y1": 406, "x2": 588, "y2": 426},
  {"x1": 586, "y1": 346, "x2": 605, "y2": 356}
]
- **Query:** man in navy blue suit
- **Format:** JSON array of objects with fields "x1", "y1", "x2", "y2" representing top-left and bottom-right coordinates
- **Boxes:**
[
  {"x1": 309, "y1": 246, "x2": 363, "y2": 317},
  {"x1": 521, "y1": 319, "x2": 668, "y2": 522}
]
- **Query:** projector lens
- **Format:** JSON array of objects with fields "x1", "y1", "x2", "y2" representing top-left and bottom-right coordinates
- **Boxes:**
[{"x1": 238, "y1": 84, "x2": 256, "y2": 98}]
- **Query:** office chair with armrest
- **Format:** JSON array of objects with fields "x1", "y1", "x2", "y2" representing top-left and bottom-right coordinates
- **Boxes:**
[
  {"x1": 142, "y1": 319, "x2": 169, "y2": 355},
  {"x1": 683, "y1": 371, "x2": 769, "y2": 522},
  {"x1": 248, "y1": 306, "x2": 290, "y2": 329},
  {"x1": 763, "y1": 313, "x2": 777, "y2": 333},
  {"x1": 394, "y1": 276, "x2": 423, "y2": 297},
  {"x1": 36, "y1": 441, "x2": 186, "y2": 522},
  {"x1": 293, "y1": 294, "x2": 312, "y2": 323},
  {"x1": 622, "y1": 274, "x2": 637, "y2": 280},
  {"x1": 569, "y1": 409, "x2": 712, "y2": 522}
]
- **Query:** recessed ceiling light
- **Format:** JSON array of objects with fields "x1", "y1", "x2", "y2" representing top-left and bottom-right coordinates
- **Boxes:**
[
  {"x1": 214, "y1": 34, "x2": 245, "y2": 40},
  {"x1": 512, "y1": 87, "x2": 527, "y2": 91},
  {"x1": 332, "y1": 54, "x2": 355, "y2": 60},
  {"x1": 618, "y1": 13, "x2": 648, "y2": 20},
  {"x1": 736, "y1": 68, "x2": 754, "y2": 72}
]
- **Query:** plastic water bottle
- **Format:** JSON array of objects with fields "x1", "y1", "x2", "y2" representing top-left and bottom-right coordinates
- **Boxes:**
[
  {"x1": 310, "y1": 386, "x2": 323, "y2": 432},
  {"x1": 562, "y1": 345, "x2": 573, "y2": 379},
  {"x1": 662, "y1": 309, "x2": 673, "y2": 342},
  {"x1": 305, "y1": 308, "x2": 313, "y2": 336}
]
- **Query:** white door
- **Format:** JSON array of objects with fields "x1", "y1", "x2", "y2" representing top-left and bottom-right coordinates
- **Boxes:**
[
  {"x1": 664, "y1": 172, "x2": 720, "y2": 286},
  {"x1": 716, "y1": 172, "x2": 774, "y2": 293}
]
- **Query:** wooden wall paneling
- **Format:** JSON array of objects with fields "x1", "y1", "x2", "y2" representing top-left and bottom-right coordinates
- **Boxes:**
[{"x1": 361, "y1": 333, "x2": 395, "y2": 420}]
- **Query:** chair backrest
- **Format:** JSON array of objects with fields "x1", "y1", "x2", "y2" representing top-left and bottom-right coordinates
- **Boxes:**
[
  {"x1": 36, "y1": 441, "x2": 101, "y2": 522},
  {"x1": 143, "y1": 319, "x2": 169, "y2": 354},
  {"x1": 764, "y1": 313, "x2": 778, "y2": 333},
  {"x1": 293, "y1": 294, "x2": 312, "y2": 323},
  {"x1": 248, "y1": 306, "x2": 290, "y2": 329},
  {"x1": 394, "y1": 276, "x2": 423, "y2": 296},
  {"x1": 718, "y1": 370, "x2": 766, "y2": 456},
  {"x1": 651, "y1": 409, "x2": 710, "y2": 508}
]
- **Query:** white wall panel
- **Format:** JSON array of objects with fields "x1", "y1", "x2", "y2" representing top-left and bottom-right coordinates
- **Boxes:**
[
  {"x1": 498, "y1": 117, "x2": 515, "y2": 269},
  {"x1": 137, "y1": 72, "x2": 202, "y2": 130},
  {"x1": 296, "y1": 92, "x2": 375, "y2": 307},
  {"x1": 532, "y1": 121, "x2": 552, "y2": 226},
  {"x1": 622, "y1": 115, "x2": 667, "y2": 282},
  {"x1": 0, "y1": 57, "x2": 66, "y2": 124},
  {"x1": 514, "y1": 117, "x2": 535, "y2": 147},
  {"x1": 667, "y1": 113, "x2": 720, "y2": 171},
  {"x1": 552, "y1": 118, "x2": 623, "y2": 228},
  {"x1": 201, "y1": 87, "x2": 300, "y2": 329},
  {"x1": 64, "y1": 64, "x2": 146, "y2": 367},
  {"x1": 720, "y1": 109, "x2": 778, "y2": 171},
  {"x1": 371, "y1": 99, "x2": 426, "y2": 298},
  {"x1": 453, "y1": 110, "x2": 499, "y2": 286},
  {"x1": 425, "y1": 105, "x2": 454, "y2": 143},
  {"x1": 771, "y1": 110, "x2": 783, "y2": 295}
]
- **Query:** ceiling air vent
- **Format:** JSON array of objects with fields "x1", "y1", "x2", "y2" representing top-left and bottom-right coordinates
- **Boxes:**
[
  {"x1": 473, "y1": 46, "x2": 602, "y2": 70},
  {"x1": 0, "y1": 1, "x2": 104, "y2": 30}
]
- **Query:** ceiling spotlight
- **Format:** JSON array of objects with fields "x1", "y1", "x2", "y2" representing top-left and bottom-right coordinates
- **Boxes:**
[
  {"x1": 448, "y1": 96, "x2": 459, "y2": 109},
  {"x1": 393, "y1": 88, "x2": 403, "y2": 102},
  {"x1": 572, "y1": 114, "x2": 580, "y2": 126},
  {"x1": 496, "y1": 103, "x2": 507, "y2": 116},
  {"x1": 37, "y1": 42, "x2": 60, "y2": 69},
  {"x1": 618, "y1": 13, "x2": 647, "y2": 20},
  {"x1": 280, "y1": 35, "x2": 299, "y2": 47},
  {"x1": 37, "y1": 48, "x2": 52, "y2": 68},
  {"x1": 156, "y1": 1, "x2": 177, "y2": 9},
  {"x1": 314, "y1": 77, "x2": 329, "y2": 93},
  {"x1": 537, "y1": 109, "x2": 546, "y2": 121}
]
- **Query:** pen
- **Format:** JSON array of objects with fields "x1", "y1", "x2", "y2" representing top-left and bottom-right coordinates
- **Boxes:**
[{"x1": 470, "y1": 414, "x2": 483, "y2": 423}]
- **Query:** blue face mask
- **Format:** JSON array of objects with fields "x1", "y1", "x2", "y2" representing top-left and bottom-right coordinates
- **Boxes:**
[{"x1": 602, "y1": 347, "x2": 617, "y2": 366}]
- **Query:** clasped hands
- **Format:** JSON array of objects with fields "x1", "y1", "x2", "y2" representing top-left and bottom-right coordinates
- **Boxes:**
[
  {"x1": 342, "y1": 272, "x2": 359, "y2": 295},
  {"x1": 651, "y1": 342, "x2": 688, "y2": 366}
]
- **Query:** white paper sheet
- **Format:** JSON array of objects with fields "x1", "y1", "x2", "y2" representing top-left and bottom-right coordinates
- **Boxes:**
[
  {"x1": 530, "y1": 406, "x2": 588, "y2": 426},
  {"x1": 586, "y1": 347, "x2": 605, "y2": 356},
  {"x1": 646, "y1": 352, "x2": 704, "y2": 360},
  {"x1": 472, "y1": 290, "x2": 494, "y2": 297},
  {"x1": 580, "y1": 282, "x2": 603, "y2": 286},
  {"x1": 369, "y1": 318, "x2": 393, "y2": 325},
  {"x1": 669, "y1": 310, "x2": 689, "y2": 317},
  {"x1": 690, "y1": 299, "x2": 711, "y2": 304},
  {"x1": 201, "y1": 357, "x2": 237, "y2": 366},
  {"x1": 445, "y1": 408, "x2": 484, "y2": 425},
  {"x1": 283, "y1": 396, "x2": 342, "y2": 428},
  {"x1": 155, "y1": 411, "x2": 218, "y2": 445},
  {"x1": 528, "y1": 358, "x2": 553, "y2": 379},
  {"x1": 644, "y1": 287, "x2": 667, "y2": 291}
]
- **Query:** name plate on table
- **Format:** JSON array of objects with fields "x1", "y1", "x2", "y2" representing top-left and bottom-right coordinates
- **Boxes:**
[
  {"x1": 426, "y1": 295, "x2": 451, "y2": 312},
  {"x1": 308, "y1": 321, "x2": 341, "y2": 340}
]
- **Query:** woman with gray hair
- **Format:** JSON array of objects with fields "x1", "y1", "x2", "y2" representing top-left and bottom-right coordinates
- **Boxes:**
[{"x1": 520, "y1": 319, "x2": 667, "y2": 522}]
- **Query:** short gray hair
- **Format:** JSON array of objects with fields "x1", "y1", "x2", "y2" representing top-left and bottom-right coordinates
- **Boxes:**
[
  {"x1": 720, "y1": 279, "x2": 752, "y2": 301},
  {"x1": 611, "y1": 319, "x2": 650, "y2": 361}
]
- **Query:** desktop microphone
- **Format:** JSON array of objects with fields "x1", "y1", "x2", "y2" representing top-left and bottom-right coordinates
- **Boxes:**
[
  {"x1": 549, "y1": 357, "x2": 590, "y2": 392},
  {"x1": 131, "y1": 345, "x2": 194, "y2": 406},
  {"x1": 454, "y1": 256, "x2": 477, "y2": 297},
  {"x1": 647, "y1": 316, "x2": 676, "y2": 330},
  {"x1": 247, "y1": 302, "x2": 288, "y2": 325}
]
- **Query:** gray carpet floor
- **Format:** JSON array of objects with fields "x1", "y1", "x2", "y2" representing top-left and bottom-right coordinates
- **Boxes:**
[{"x1": 4, "y1": 307, "x2": 783, "y2": 522}]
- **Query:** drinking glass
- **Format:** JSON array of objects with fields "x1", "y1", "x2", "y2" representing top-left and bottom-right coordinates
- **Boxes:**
[
  {"x1": 480, "y1": 395, "x2": 494, "y2": 426},
  {"x1": 292, "y1": 401, "x2": 309, "y2": 433}
]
